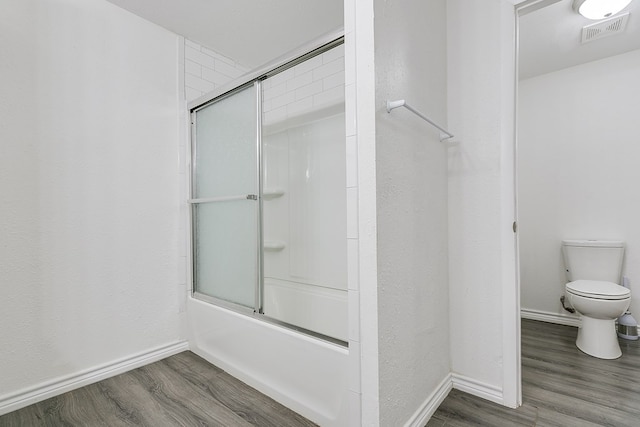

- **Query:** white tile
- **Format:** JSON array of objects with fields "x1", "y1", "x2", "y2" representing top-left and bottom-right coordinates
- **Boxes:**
[
  {"x1": 185, "y1": 38, "x2": 200, "y2": 50},
  {"x1": 179, "y1": 218, "x2": 189, "y2": 258},
  {"x1": 177, "y1": 36, "x2": 185, "y2": 65},
  {"x1": 293, "y1": 54, "x2": 323, "y2": 76},
  {"x1": 346, "y1": 187, "x2": 358, "y2": 239},
  {"x1": 295, "y1": 80, "x2": 323, "y2": 101},
  {"x1": 263, "y1": 105, "x2": 287, "y2": 125},
  {"x1": 185, "y1": 46, "x2": 216, "y2": 69},
  {"x1": 344, "y1": 0, "x2": 355, "y2": 34},
  {"x1": 345, "y1": 83, "x2": 356, "y2": 137},
  {"x1": 177, "y1": 62, "x2": 186, "y2": 100},
  {"x1": 185, "y1": 87, "x2": 203, "y2": 102},
  {"x1": 344, "y1": 32, "x2": 356, "y2": 86},
  {"x1": 347, "y1": 238, "x2": 359, "y2": 291},
  {"x1": 346, "y1": 135, "x2": 358, "y2": 188},
  {"x1": 180, "y1": 236, "x2": 189, "y2": 263},
  {"x1": 178, "y1": 282, "x2": 187, "y2": 313},
  {"x1": 215, "y1": 59, "x2": 243, "y2": 79},
  {"x1": 178, "y1": 192, "x2": 187, "y2": 225},
  {"x1": 185, "y1": 59, "x2": 201, "y2": 77},
  {"x1": 348, "y1": 341, "x2": 361, "y2": 393},
  {"x1": 178, "y1": 144, "x2": 186, "y2": 175},
  {"x1": 177, "y1": 255, "x2": 187, "y2": 286},
  {"x1": 313, "y1": 85, "x2": 344, "y2": 108},
  {"x1": 286, "y1": 71, "x2": 313, "y2": 92},
  {"x1": 262, "y1": 99, "x2": 273, "y2": 113},
  {"x1": 202, "y1": 66, "x2": 233, "y2": 86},
  {"x1": 271, "y1": 90, "x2": 296, "y2": 110},
  {"x1": 201, "y1": 46, "x2": 237, "y2": 67},
  {"x1": 287, "y1": 98, "x2": 313, "y2": 117},
  {"x1": 267, "y1": 67, "x2": 294, "y2": 87},
  {"x1": 263, "y1": 81, "x2": 287, "y2": 102},
  {"x1": 348, "y1": 289, "x2": 360, "y2": 342},
  {"x1": 323, "y1": 70, "x2": 345, "y2": 91},
  {"x1": 185, "y1": 74, "x2": 215, "y2": 93},
  {"x1": 313, "y1": 58, "x2": 344, "y2": 81},
  {"x1": 323, "y1": 44, "x2": 345, "y2": 64},
  {"x1": 184, "y1": 45, "x2": 200, "y2": 61}
]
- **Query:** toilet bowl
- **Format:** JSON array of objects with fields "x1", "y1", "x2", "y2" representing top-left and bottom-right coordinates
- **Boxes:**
[
  {"x1": 566, "y1": 280, "x2": 631, "y2": 359},
  {"x1": 561, "y1": 240, "x2": 630, "y2": 359}
]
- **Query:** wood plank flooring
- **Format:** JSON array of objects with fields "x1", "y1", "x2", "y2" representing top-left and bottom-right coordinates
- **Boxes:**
[
  {"x1": 0, "y1": 351, "x2": 317, "y2": 427},
  {"x1": 429, "y1": 319, "x2": 640, "y2": 426},
  {"x1": 3, "y1": 320, "x2": 639, "y2": 426}
]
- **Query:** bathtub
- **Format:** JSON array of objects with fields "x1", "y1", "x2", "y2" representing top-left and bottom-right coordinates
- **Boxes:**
[{"x1": 187, "y1": 297, "x2": 349, "y2": 426}]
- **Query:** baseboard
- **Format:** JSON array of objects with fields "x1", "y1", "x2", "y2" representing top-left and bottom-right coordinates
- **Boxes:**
[
  {"x1": 451, "y1": 373, "x2": 504, "y2": 405},
  {"x1": 521, "y1": 308, "x2": 581, "y2": 327},
  {"x1": 0, "y1": 341, "x2": 189, "y2": 416},
  {"x1": 405, "y1": 373, "x2": 453, "y2": 427}
]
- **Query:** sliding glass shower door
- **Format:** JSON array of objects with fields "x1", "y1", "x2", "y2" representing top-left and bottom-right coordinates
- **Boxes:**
[
  {"x1": 189, "y1": 39, "x2": 347, "y2": 343},
  {"x1": 191, "y1": 83, "x2": 260, "y2": 310}
]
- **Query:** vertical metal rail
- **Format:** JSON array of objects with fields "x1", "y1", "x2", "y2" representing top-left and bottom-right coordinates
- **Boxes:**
[
  {"x1": 189, "y1": 112, "x2": 198, "y2": 295},
  {"x1": 255, "y1": 80, "x2": 265, "y2": 315}
]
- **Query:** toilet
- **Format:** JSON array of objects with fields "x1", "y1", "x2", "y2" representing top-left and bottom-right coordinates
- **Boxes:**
[{"x1": 562, "y1": 240, "x2": 631, "y2": 359}]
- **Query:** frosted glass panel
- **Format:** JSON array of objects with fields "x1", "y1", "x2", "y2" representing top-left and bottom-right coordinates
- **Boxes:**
[
  {"x1": 194, "y1": 201, "x2": 257, "y2": 308},
  {"x1": 192, "y1": 84, "x2": 258, "y2": 308},
  {"x1": 194, "y1": 86, "x2": 257, "y2": 199}
]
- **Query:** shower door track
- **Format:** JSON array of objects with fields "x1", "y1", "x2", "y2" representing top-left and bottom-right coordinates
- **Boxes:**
[{"x1": 192, "y1": 290, "x2": 348, "y2": 347}]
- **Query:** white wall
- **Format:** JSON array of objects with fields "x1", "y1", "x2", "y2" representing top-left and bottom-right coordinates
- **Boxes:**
[
  {"x1": 0, "y1": 0, "x2": 183, "y2": 409},
  {"x1": 519, "y1": 49, "x2": 640, "y2": 320},
  {"x1": 373, "y1": 1, "x2": 450, "y2": 425},
  {"x1": 351, "y1": 1, "x2": 521, "y2": 423},
  {"x1": 447, "y1": 0, "x2": 519, "y2": 407}
]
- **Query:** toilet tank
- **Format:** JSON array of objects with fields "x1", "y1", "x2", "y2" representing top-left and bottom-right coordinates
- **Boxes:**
[{"x1": 561, "y1": 240, "x2": 624, "y2": 283}]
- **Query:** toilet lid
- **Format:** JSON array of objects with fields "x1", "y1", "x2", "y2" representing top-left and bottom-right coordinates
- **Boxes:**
[{"x1": 566, "y1": 280, "x2": 631, "y2": 300}]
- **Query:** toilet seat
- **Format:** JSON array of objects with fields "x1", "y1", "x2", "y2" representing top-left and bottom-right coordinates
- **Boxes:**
[{"x1": 566, "y1": 280, "x2": 631, "y2": 300}]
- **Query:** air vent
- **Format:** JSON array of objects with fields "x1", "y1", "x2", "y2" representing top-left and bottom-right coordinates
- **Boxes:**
[{"x1": 581, "y1": 12, "x2": 630, "y2": 44}]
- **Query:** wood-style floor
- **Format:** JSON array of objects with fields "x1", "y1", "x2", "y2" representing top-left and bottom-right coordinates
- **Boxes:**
[
  {"x1": 3, "y1": 320, "x2": 639, "y2": 426},
  {"x1": 0, "y1": 351, "x2": 316, "y2": 427},
  {"x1": 429, "y1": 319, "x2": 640, "y2": 426}
]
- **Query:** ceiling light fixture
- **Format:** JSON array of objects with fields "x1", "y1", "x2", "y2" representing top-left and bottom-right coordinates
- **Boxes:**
[{"x1": 572, "y1": 0, "x2": 634, "y2": 20}]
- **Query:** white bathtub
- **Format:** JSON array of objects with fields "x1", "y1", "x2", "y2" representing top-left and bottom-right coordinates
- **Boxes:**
[
  {"x1": 263, "y1": 277, "x2": 348, "y2": 342},
  {"x1": 187, "y1": 297, "x2": 349, "y2": 426}
]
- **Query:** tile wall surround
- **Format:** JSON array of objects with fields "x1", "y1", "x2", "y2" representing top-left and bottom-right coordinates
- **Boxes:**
[
  {"x1": 343, "y1": 0, "x2": 362, "y2": 424},
  {"x1": 261, "y1": 44, "x2": 345, "y2": 125},
  {"x1": 183, "y1": 39, "x2": 249, "y2": 102}
]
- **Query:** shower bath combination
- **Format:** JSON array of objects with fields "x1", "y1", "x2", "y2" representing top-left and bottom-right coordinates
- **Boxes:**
[
  {"x1": 185, "y1": 33, "x2": 350, "y2": 426},
  {"x1": 188, "y1": 37, "x2": 347, "y2": 344}
]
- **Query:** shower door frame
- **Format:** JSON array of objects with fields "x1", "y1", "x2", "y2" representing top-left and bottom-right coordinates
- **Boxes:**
[
  {"x1": 187, "y1": 30, "x2": 346, "y2": 345},
  {"x1": 189, "y1": 81, "x2": 264, "y2": 316}
]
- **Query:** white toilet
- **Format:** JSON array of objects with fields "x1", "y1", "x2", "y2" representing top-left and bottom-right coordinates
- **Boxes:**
[{"x1": 562, "y1": 240, "x2": 631, "y2": 359}]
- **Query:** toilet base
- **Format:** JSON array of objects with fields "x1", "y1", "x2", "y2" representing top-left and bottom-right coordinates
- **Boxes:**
[{"x1": 576, "y1": 316, "x2": 622, "y2": 359}]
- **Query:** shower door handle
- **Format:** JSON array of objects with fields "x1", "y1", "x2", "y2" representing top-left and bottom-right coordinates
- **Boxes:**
[{"x1": 188, "y1": 194, "x2": 258, "y2": 203}]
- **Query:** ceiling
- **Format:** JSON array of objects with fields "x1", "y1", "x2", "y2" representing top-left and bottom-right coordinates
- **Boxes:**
[
  {"x1": 104, "y1": 0, "x2": 639, "y2": 79},
  {"x1": 519, "y1": 0, "x2": 640, "y2": 79},
  {"x1": 105, "y1": 0, "x2": 343, "y2": 69}
]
